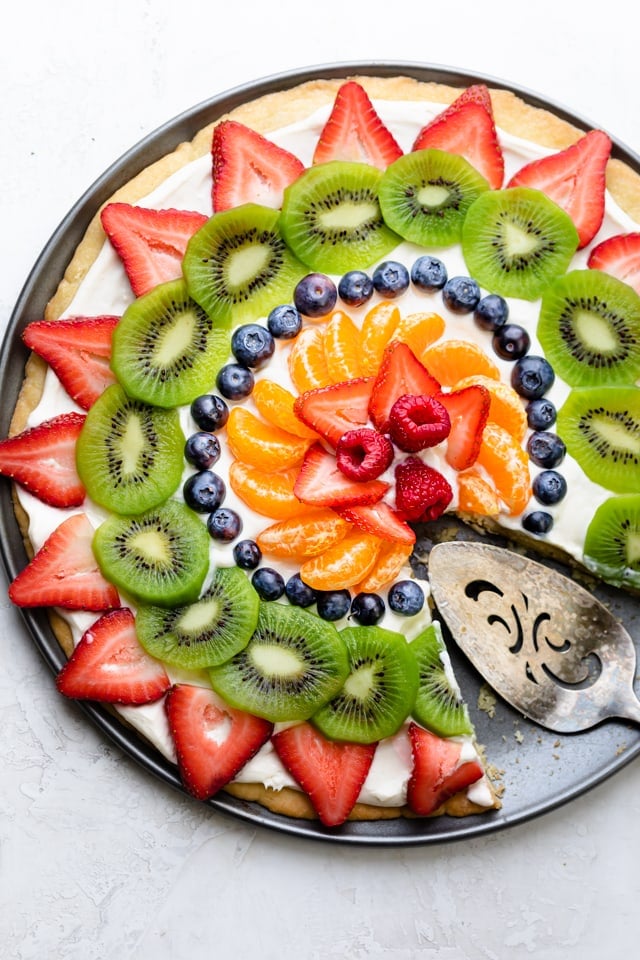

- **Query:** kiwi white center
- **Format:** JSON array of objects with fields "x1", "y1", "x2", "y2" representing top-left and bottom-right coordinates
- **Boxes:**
[
  {"x1": 344, "y1": 663, "x2": 376, "y2": 700},
  {"x1": 227, "y1": 245, "x2": 271, "y2": 290},
  {"x1": 131, "y1": 529, "x2": 171, "y2": 564},
  {"x1": 319, "y1": 200, "x2": 378, "y2": 230},
  {"x1": 504, "y1": 221, "x2": 540, "y2": 257},
  {"x1": 119, "y1": 415, "x2": 146, "y2": 475},
  {"x1": 574, "y1": 310, "x2": 618, "y2": 354},
  {"x1": 176, "y1": 597, "x2": 220, "y2": 633},
  {"x1": 251, "y1": 644, "x2": 303, "y2": 678},
  {"x1": 594, "y1": 414, "x2": 640, "y2": 454},
  {"x1": 626, "y1": 532, "x2": 640, "y2": 566},
  {"x1": 417, "y1": 183, "x2": 451, "y2": 209},
  {"x1": 153, "y1": 313, "x2": 197, "y2": 366}
]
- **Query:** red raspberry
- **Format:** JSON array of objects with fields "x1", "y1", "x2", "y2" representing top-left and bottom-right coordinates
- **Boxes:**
[
  {"x1": 336, "y1": 428, "x2": 394, "y2": 482},
  {"x1": 394, "y1": 457, "x2": 453, "y2": 521},
  {"x1": 389, "y1": 394, "x2": 451, "y2": 453}
]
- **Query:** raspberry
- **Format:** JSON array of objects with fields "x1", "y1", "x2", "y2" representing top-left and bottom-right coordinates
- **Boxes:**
[
  {"x1": 394, "y1": 457, "x2": 453, "y2": 522},
  {"x1": 389, "y1": 394, "x2": 451, "y2": 452},
  {"x1": 336, "y1": 428, "x2": 394, "y2": 482}
]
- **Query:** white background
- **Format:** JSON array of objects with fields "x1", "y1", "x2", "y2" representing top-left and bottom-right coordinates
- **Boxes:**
[{"x1": 1, "y1": 1, "x2": 639, "y2": 957}]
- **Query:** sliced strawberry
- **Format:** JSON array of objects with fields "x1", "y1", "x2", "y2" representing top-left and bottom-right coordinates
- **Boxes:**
[
  {"x1": 294, "y1": 377, "x2": 375, "y2": 448},
  {"x1": 23, "y1": 315, "x2": 119, "y2": 410},
  {"x1": 0, "y1": 412, "x2": 86, "y2": 508},
  {"x1": 273, "y1": 722, "x2": 376, "y2": 827},
  {"x1": 165, "y1": 683, "x2": 273, "y2": 801},
  {"x1": 312, "y1": 80, "x2": 403, "y2": 169},
  {"x1": 507, "y1": 129, "x2": 612, "y2": 248},
  {"x1": 211, "y1": 119, "x2": 305, "y2": 211},
  {"x1": 412, "y1": 84, "x2": 504, "y2": 189},
  {"x1": 8, "y1": 512, "x2": 120, "y2": 611},
  {"x1": 368, "y1": 342, "x2": 440, "y2": 434},
  {"x1": 437, "y1": 385, "x2": 490, "y2": 470},
  {"x1": 294, "y1": 442, "x2": 389, "y2": 508},
  {"x1": 587, "y1": 232, "x2": 640, "y2": 294},
  {"x1": 100, "y1": 203, "x2": 208, "y2": 297},
  {"x1": 394, "y1": 457, "x2": 453, "y2": 522},
  {"x1": 56, "y1": 607, "x2": 170, "y2": 704},
  {"x1": 406, "y1": 723, "x2": 484, "y2": 816},
  {"x1": 334, "y1": 501, "x2": 416, "y2": 545}
]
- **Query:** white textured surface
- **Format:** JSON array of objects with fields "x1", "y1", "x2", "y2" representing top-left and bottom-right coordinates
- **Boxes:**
[{"x1": 1, "y1": 2, "x2": 639, "y2": 957}]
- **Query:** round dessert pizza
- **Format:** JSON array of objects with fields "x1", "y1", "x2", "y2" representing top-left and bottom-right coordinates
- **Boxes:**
[{"x1": 3, "y1": 69, "x2": 640, "y2": 832}]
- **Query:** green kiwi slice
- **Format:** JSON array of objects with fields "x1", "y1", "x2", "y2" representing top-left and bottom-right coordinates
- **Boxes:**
[
  {"x1": 311, "y1": 626, "x2": 419, "y2": 744},
  {"x1": 208, "y1": 602, "x2": 349, "y2": 722},
  {"x1": 409, "y1": 622, "x2": 474, "y2": 737},
  {"x1": 93, "y1": 500, "x2": 210, "y2": 607},
  {"x1": 557, "y1": 386, "x2": 640, "y2": 493},
  {"x1": 461, "y1": 186, "x2": 579, "y2": 300},
  {"x1": 75, "y1": 383, "x2": 185, "y2": 515},
  {"x1": 135, "y1": 566, "x2": 260, "y2": 669},
  {"x1": 538, "y1": 269, "x2": 640, "y2": 387},
  {"x1": 110, "y1": 278, "x2": 231, "y2": 407},
  {"x1": 182, "y1": 203, "x2": 307, "y2": 325},
  {"x1": 583, "y1": 494, "x2": 640, "y2": 589},
  {"x1": 280, "y1": 160, "x2": 400, "y2": 273},
  {"x1": 379, "y1": 149, "x2": 490, "y2": 247}
]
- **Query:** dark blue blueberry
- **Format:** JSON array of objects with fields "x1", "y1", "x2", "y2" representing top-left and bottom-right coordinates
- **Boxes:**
[
  {"x1": 532, "y1": 469, "x2": 567, "y2": 505},
  {"x1": 316, "y1": 589, "x2": 351, "y2": 622},
  {"x1": 251, "y1": 567, "x2": 285, "y2": 601},
  {"x1": 492, "y1": 323, "x2": 531, "y2": 360},
  {"x1": 388, "y1": 580, "x2": 425, "y2": 616},
  {"x1": 526, "y1": 398, "x2": 557, "y2": 431},
  {"x1": 183, "y1": 470, "x2": 226, "y2": 513},
  {"x1": 267, "y1": 304, "x2": 303, "y2": 339},
  {"x1": 184, "y1": 431, "x2": 221, "y2": 470},
  {"x1": 411, "y1": 255, "x2": 448, "y2": 291},
  {"x1": 190, "y1": 394, "x2": 229, "y2": 431},
  {"x1": 526, "y1": 431, "x2": 566, "y2": 469},
  {"x1": 293, "y1": 273, "x2": 337, "y2": 318},
  {"x1": 372, "y1": 261, "x2": 410, "y2": 298},
  {"x1": 511, "y1": 355, "x2": 555, "y2": 399},
  {"x1": 350, "y1": 592, "x2": 385, "y2": 626},
  {"x1": 207, "y1": 507, "x2": 242, "y2": 541},
  {"x1": 338, "y1": 270, "x2": 374, "y2": 307},
  {"x1": 216, "y1": 363, "x2": 255, "y2": 400},
  {"x1": 232, "y1": 539, "x2": 262, "y2": 570},
  {"x1": 442, "y1": 276, "x2": 481, "y2": 313},
  {"x1": 231, "y1": 323, "x2": 275, "y2": 368},
  {"x1": 474, "y1": 294, "x2": 509, "y2": 332},
  {"x1": 522, "y1": 510, "x2": 554, "y2": 535},
  {"x1": 285, "y1": 573, "x2": 317, "y2": 608}
]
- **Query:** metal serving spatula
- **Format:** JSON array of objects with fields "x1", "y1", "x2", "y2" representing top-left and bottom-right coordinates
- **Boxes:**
[{"x1": 428, "y1": 540, "x2": 640, "y2": 733}]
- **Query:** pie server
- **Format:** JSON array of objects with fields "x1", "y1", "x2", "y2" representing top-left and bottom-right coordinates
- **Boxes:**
[{"x1": 427, "y1": 540, "x2": 640, "y2": 733}]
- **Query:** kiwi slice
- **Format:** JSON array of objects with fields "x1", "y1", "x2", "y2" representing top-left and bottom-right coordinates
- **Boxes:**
[
  {"x1": 135, "y1": 566, "x2": 260, "y2": 669},
  {"x1": 583, "y1": 494, "x2": 640, "y2": 589},
  {"x1": 461, "y1": 187, "x2": 579, "y2": 300},
  {"x1": 208, "y1": 602, "x2": 349, "y2": 722},
  {"x1": 379, "y1": 149, "x2": 489, "y2": 247},
  {"x1": 280, "y1": 160, "x2": 400, "y2": 273},
  {"x1": 93, "y1": 500, "x2": 210, "y2": 606},
  {"x1": 311, "y1": 626, "x2": 419, "y2": 744},
  {"x1": 75, "y1": 383, "x2": 185, "y2": 515},
  {"x1": 409, "y1": 622, "x2": 474, "y2": 737},
  {"x1": 557, "y1": 386, "x2": 640, "y2": 493},
  {"x1": 538, "y1": 269, "x2": 640, "y2": 387},
  {"x1": 110, "y1": 278, "x2": 231, "y2": 407},
  {"x1": 182, "y1": 203, "x2": 307, "y2": 325}
]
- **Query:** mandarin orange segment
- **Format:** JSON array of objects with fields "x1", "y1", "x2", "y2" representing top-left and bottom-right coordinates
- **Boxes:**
[
  {"x1": 421, "y1": 339, "x2": 501, "y2": 387},
  {"x1": 454, "y1": 374, "x2": 527, "y2": 442},
  {"x1": 360, "y1": 302, "x2": 401, "y2": 375},
  {"x1": 256, "y1": 510, "x2": 350, "y2": 560},
  {"x1": 392, "y1": 311, "x2": 446, "y2": 361},
  {"x1": 456, "y1": 468, "x2": 501, "y2": 516},
  {"x1": 299, "y1": 531, "x2": 382, "y2": 590},
  {"x1": 288, "y1": 326, "x2": 332, "y2": 393},
  {"x1": 323, "y1": 310, "x2": 363, "y2": 382},
  {"x1": 355, "y1": 540, "x2": 414, "y2": 592},
  {"x1": 475, "y1": 421, "x2": 531, "y2": 515},
  {"x1": 252, "y1": 379, "x2": 319, "y2": 439},
  {"x1": 226, "y1": 407, "x2": 312, "y2": 472},
  {"x1": 228, "y1": 460, "x2": 304, "y2": 520}
]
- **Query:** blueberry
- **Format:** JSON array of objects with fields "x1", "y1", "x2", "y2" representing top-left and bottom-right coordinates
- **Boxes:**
[
  {"x1": 442, "y1": 276, "x2": 481, "y2": 313},
  {"x1": 474, "y1": 294, "x2": 509, "y2": 331},
  {"x1": 522, "y1": 510, "x2": 554, "y2": 535},
  {"x1": 526, "y1": 398, "x2": 557, "y2": 431},
  {"x1": 294, "y1": 273, "x2": 337, "y2": 318},
  {"x1": 316, "y1": 589, "x2": 351, "y2": 622},
  {"x1": 411, "y1": 255, "x2": 448, "y2": 291},
  {"x1": 216, "y1": 363, "x2": 255, "y2": 400},
  {"x1": 511, "y1": 355, "x2": 555, "y2": 399},
  {"x1": 232, "y1": 539, "x2": 262, "y2": 570},
  {"x1": 350, "y1": 592, "x2": 385, "y2": 626},
  {"x1": 190, "y1": 394, "x2": 229, "y2": 431},
  {"x1": 532, "y1": 469, "x2": 567, "y2": 505},
  {"x1": 492, "y1": 323, "x2": 531, "y2": 360},
  {"x1": 526, "y1": 431, "x2": 566, "y2": 469},
  {"x1": 267, "y1": 304, "x2": 303, "y2": 339},
  {"x1": 372, "y1": 261, "x2": 410, "y2": 298},
  {"x1": 231, "y1": 323, "x2": 275, "y2": 368},
  {"x1": 251, "y1": 567, "x2": 285, "y2": 601},
  {"x1": 184, "y1": 431, "x2": 221, "y2": 469},
  {"x1": 207, "y1": 506, "x2": 242, "y2": 541},
  {"x1": 388, "y1": 580, "x2": 425, "y2": 616},
  {"x1": 183, "y1": 470, "x2": 226, "y2": 513},
  {"x1": 285, "y1": 573, "x2": 317, "y2": 608},
  {"x1": 338, "y1": 270, "x2": 374, "y2": 307}
]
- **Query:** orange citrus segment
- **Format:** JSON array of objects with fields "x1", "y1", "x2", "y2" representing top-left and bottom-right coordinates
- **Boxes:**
[
  {"x1": 226, "y1": 407, "x2": 312, "y2": 472},
  {"x1": 392, "y1": 311, "x2": 446, "y2": 360},
  {"x1": 228, "y1": 461, "x2": 303, "y2": 520},
  {"x1": 355, "y1": 540, "x2": 414, "y2": 592},
  {"x1": 456, "y1": 468, "x2": 501, "y2": 516},
  {"x1": 323, "y1": 309, "x2": 363, "y2": 382},
  {"x1": 422, "y1": 339, "x2": 501, "y2": 386},
  {"x1": 475, "y1": 421, "x2": 531, "y2": 515},
  {"x1": 252, "y1": 379, "x2": 319, "y2": 439},
  {"x1": 360, "y1": 302, "x2": 401, "y2": 375},
  {"x1": 256, "y1": 510, "x2": 350, "y2": 560},
  {"x1": 288, "y1": 326, "x2": 332, "y2": 393},
  {"x1": 299, "y1": 532, "x2": 382, "y2": 590},
  {"x1": 454, "y1": 374, "x2": 527, "y2": 442}
]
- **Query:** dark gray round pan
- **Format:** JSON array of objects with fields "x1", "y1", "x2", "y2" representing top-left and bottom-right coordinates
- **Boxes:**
[{"x1": 1, "y1": 62, "x2": 638, "y2": 846}]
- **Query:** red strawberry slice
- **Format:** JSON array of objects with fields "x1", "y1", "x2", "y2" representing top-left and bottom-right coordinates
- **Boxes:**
[
  {"x1": 437, "y1": 384, "x2": 490, "y2": 471},
  {"x1": 294, "y1": 442, "x2": 389, "y2": 509},
  {"x1": 0, "y1": 412, "x2": 86, "y2": 508},
  {"x1": 100, "y1": 203, "x2": 208, "y2": 297},
  {"x1": 507, "y1": 129, "x2": 612, "y2": 248},
  {"x1": 211, "y1": 120, "x2": 305, "y2": 211},
  {"x1": 165, "y1": 683, "x2": 273, "y2": 801},
  {"x1": 312, "y1": 80, "x2": 403, "y2": 169},
  {"x1": 412, "y1": 84, "x2": 504, "y2": 189},
  {"x1": 406, "y1": 723, "x2": 484, "y2": 816},
  {"x1": 587, "y1": 232, "x2": 640, "y2": 294},
  {"x1": 294, "y1": 377, "x2": 375, "y2": 448},
  {"x1": 56, "y1": 607, "x2": 170, "y2": 704},
  {"x1": 23, "y1": 315, "x2": 119, "y2": 411},
  {"x1": 368, "y1": 342, "x2": 441, "y2": 434},
  {"x1": 8, "y1": 512, "x2": 120, "y2": 611},
  {"x1": 273, "y1": 721, "x2": 376, "y2": 827},
  {"x1": 334, "y1": 501, "x2": 416, "y2": 545},
  {"x1": 394, "y1": 457, "x2": 453, "y2": 522}
]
